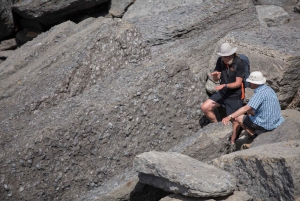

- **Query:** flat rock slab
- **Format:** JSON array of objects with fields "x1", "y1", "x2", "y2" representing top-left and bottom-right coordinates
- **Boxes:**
[
  {"x1": 256, "y1": 5, "x2": 290, "y2": 27},
  {"x1": 160, "y1": 191, "x2": 253, "y2": 201},
  {"x1": 134, "y1": 151, "x2": 236, "y2": 197},
  {"x1": 212, "y1": 140, "x2": 300, "y2": 200}
]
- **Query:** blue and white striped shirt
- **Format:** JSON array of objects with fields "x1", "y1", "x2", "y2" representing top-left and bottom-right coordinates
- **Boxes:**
[{"x1": 248, "y1": 84, "x2": 284, "y2": 130}]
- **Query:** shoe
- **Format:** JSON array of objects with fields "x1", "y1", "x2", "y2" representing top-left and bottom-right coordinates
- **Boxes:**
[
  {"x1": 241, "y1": 143, "x2": 252, "y2": 150},
  {"x1": 230, "y1": 143, "x2": 236, "y2": 152}
]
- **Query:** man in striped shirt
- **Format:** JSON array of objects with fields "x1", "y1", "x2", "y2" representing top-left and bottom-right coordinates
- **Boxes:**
[{"x1": 222, "y1": 71, "x2": 284, "y2": 140}]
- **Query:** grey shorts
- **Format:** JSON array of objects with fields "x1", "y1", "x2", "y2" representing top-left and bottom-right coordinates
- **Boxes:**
[{"x1": 209, "y1": 92, "x2": 244, "y2": 116}]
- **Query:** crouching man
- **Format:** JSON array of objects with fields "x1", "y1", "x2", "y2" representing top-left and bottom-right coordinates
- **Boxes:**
[{"x1": 222, "y1": 71, "x2": 284, "y2": 146}]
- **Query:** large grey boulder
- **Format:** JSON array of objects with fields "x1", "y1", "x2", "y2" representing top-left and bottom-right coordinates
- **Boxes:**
[
  {"x1": 0, "y1": 15, "x2": 207, "y2": 200},
  {"x1": 0, "y1": 38, "x2": 17, "y2": 51},
  {"x1": 134, "y1": 151, "x2": 236, "y2": 197},
  {"x1": 256, "y1": 5, "x2": 291, "y2": 27},
  {"x1": 12, "y1": 0, "x2": 109, "y2": 26},
  {"x1": 251, "y1": 118, "x2": 300, "y2": 148},
  {"x1": 253, "y1": 0, "x2": 298, "y2": 6},
  {"x1": 160, "y1": 191, "x2": 253, "y2": 201},
  {"x1": 123, "y1": 0, "x2": 258, "y2": 46},
  {"x1": 0, "y1": 0, "x2": 18, "y2": 40},
  {"x1": 169, "y1": 122, "x2": 233, "y2": 161},
  {"x1": 109, "y1": 0, "x2": 134, "y2": 18},
  {"x1": 212, "y1": 140, "x2": 300, "y2": 201}
]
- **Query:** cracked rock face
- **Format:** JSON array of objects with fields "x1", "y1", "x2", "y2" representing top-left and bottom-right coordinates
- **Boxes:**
[
  {"x1": 0, "y1": 0, "x2": 300, "y2": 200},
  {"x1": 212, "y1": 140, "x2": 300, "y2": 201},
  {"x1": 0, "y1": 17, "x2": 206, "y2": 200},
  {"x1": 134, "y1": 151, "x2": 236, "y2": 197}
]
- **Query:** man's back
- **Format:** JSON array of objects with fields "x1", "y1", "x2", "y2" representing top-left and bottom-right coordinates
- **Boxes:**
[{"x1": 248, "y1": 84, "x2": 284, "y2": 130}]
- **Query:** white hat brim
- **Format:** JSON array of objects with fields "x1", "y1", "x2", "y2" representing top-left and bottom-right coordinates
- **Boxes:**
[
  {"x1": 217, "y1": 47, "x2": 237, "y2": 56},
  {"x1": 246, "y1": 77, "x2": 266, "y2": 85}
]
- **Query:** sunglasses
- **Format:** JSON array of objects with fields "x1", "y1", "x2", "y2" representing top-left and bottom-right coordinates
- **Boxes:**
[{"x1": 222, "y1": 55, "x2": 232, "y2": 59}]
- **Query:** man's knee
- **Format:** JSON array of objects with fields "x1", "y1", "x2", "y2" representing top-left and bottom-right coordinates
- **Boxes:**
[
  {"x1": 235, "y1": 115, "x2": 244, "y2": 124},
  {"x1": 201, "y1": 100, "x2": 214, "y2": 113}
]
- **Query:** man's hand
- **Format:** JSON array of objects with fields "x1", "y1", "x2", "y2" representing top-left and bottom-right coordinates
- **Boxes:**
[
  {"x1": 222, "y1": 116, "x2": 231, "y2": 125},
  {"x1": 210, "y1": 71, "x2": 221, "y2": 77},
  {"x1": 215, "y1": 84, "x2": 225, "y2": 91},
  {"x1": 210, "y1": 71, "x2": 221, "y2": 82}
]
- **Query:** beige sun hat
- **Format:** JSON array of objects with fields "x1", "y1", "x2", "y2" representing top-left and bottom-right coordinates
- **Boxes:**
[
  {"x1": 217, "y1": 43, "x2": 237, "y2": 56},
  {"x1": 246, "y1": 71, "x2": 266, "y2": 84}
]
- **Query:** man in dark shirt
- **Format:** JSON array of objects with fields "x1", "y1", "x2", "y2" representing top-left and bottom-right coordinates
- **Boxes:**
[{"x1": 201, "y1": 43, "x2": 245, "y2": 145}]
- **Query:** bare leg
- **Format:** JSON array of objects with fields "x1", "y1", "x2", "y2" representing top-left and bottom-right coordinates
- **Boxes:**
[
  {"x1": 201, "y1": 99, "x2": 220, "y2": 123},
  {"x1": 235, "y1": 115, "x2": 255, "y2": 136},
  {"x1": 230, "y1": 121, "x2": 240, "y2": 145}
]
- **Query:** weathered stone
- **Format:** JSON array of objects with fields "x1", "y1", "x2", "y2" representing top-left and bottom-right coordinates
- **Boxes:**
[
  {"x1": 170, "y1": 122, "x2": 233, "y2": 161},
  {"x1": 211, "y1": 140, "x2": 300, "y2": 201},
  {"x1": 0, "y1": 38, "x2": 18, "y2": 51},
  {"x1": 134, "y1": 151, "x2": 236, "y2": 197},
  {"x1": 253, "y1": 0, "x2": 298, "y2": 6},
  {"x1": 256, "y1": 5, "x2": 291, "y2": 27},
  {"x1": 0, "y1": 0, "x2": 19, "y2": 40},
  {"x1": 160, "y1": 193, "x2": 216, "y2": 201},
  {"x1": 75, "y1": 168, "x2": 171, "y2": 201},
  {"x1": 0, "y1": 0, "x2": 299, "y2": 200},
  {"x1": 123, "y1": 0, "x2": 258, "y2": 46},
  {"x1": 12, "y1": 0, "x2": 110, "y2": 26},
  {"x1": 250, "y1": 118, "x2": 300, "y2": 148},
  {"x1": 109, "y1": 0, "x2": 134, "y2": 18},
  {"x1": 295, "y1": 1, "x2": 300, "y2": 13},
  {"x1": 160, "y1": 191, "x2": 253, "y2": 201},
  {"x1": 0, "y1": 50, "x2": 15, "y2": 59}
]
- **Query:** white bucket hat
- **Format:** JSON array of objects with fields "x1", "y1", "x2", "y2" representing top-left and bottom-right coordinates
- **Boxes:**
[
  {"x1": 246, "y1": 71, "x2": 266, "y2": 84},
  {"x1": 217, "y1": 43, "x2": 237, "y2": 56}
]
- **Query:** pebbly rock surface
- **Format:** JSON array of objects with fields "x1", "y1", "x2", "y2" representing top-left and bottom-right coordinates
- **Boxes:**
[
  {"x1": 0, "y1": 16, "x2": 206, "y2": 200},
  {"x1": 134, "y1": 151, "x2": 236, "y2": 197},
  {"x1": 211, "y1": 140, "x2": 300, "y2": 201},
  {"x1": 0, "y1": 0, "x2": 19, "y2": 40},
  {"x1": 0, "y1": 38, "x2": 18, "y2": 51},
  {"x1": 12, "y1": 0, "x2": 110, "y2": 26},
  {"x1": 109, "y1": 0, "x2": 134, "y2": 18},
  {"x1": 0, "y1": 0, "x2": 300, "y2": 201},
  {"x1": 256, "y1": 5, "x2": 291, "y2": 27},
  {"x1": 253, "y1": 0, "x2": 298, "y2": 6},
  {"x1": 123, "y1": 0, "x2": 258, "y2": 46},
  {"x1": 160, "y1": 191, "x2": 253, "y2": 201},
  {"x1": 169, "y1": 122, "x2": 234, "y2": 161},
  {"x1": 251, "y1": 118, "x2": 300, "y2": 148}
]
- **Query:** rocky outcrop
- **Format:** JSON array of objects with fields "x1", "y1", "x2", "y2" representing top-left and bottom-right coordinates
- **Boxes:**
[
  {"x1": 0, "y1": 0, "x2": 300, "y2": 200},
  {"x1": 295, "y1": 1, "x2": 300, "y2": 12},
  {"x1": 12, "y1": 0, "x2": 110, "y2": 26},
  {"x1": 0, "y1": 38, "x2": 17, "y2": 51},
  {"x1": 123, "y1": 0, "x2": 258, "y2": 46},
  {"x1": 134, "y1": 151, "x2": 236, "y2": 197},
  {"x1": 160, "y1": 191, "x2": 253, "y2": 201},
  {"x1": 253, "y1": 0, "x2": 298, "y2": 6},
  {"x1": 109, "y1": 0, "x2": 134, "y2": 18},
  {"x1": 0, "y1": 0, "x2": 18, "y2": 40},
  {"x1": 212, "y1": 140, "x2": 300, "y2": 201},
  {"x1": 256, "y1": 5, "x2": 291, "y2": 27}
]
